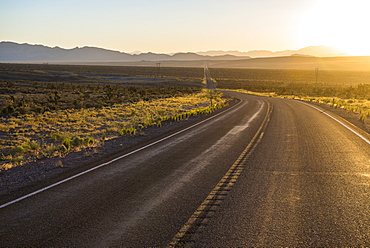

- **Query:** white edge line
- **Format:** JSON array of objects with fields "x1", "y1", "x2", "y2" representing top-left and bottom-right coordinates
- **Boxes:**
[
  {"x1": 0, "y1": 100, "x2": 243, "y2": 209},
  {"x1": 299, "y1": 100, "x2": 370, "y2": 145}
]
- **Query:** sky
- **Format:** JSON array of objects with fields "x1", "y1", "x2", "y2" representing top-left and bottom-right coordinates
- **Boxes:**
[{"x1": 1, "y1": 0, "x2": 370, "y2": 55}]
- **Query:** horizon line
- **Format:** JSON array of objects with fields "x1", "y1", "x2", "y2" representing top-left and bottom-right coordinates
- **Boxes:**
[{"x1": 0, "y1": 40, "x2": 352, "y2": 56}]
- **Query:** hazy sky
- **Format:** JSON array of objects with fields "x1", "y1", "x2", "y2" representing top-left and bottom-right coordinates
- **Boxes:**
[{"x1": 1, "y1": 0, "x2": 370, "y2": 55}]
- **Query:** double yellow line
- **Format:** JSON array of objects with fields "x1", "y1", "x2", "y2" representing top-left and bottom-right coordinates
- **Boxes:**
[{"x1": 168, "y1": 100, "x2": 273, "y2": 247}]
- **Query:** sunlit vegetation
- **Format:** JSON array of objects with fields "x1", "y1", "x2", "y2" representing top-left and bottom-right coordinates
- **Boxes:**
[
  {"x1": 7, "y1": 64, "x2": 370, "y2": 169},
  {"x1": 0, "y1": 64, "x2": 227, "y2": 170},
  {"x1": 236, "y1": 89, "x2": 370, "y2": 124},
  {"x1": 211, "y1": 68, "x2": 370, "y2": 123}
]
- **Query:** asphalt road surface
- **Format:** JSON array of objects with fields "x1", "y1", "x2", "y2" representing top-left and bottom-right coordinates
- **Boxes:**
[
  {"x1": 1, "y1": 92, "x2": 370, "y2": 247},
  {"x1": 204, "y1": 66, "x2": 215, "y2": 89}
]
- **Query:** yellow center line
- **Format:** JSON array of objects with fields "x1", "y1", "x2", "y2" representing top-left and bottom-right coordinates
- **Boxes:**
[{"x1": 167, "y1": 100, "x2": 272, "y2": 247}]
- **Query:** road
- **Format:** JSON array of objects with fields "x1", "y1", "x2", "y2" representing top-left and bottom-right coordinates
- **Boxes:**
[
  {"x1": 204, "y1": 66, "x2": 215, "y2": 89},
  {"x1": 187, "y1": 95, "x2": 370, "y2": 247},
  {"x1": 1, "y1": 92, "x2": 370, "y2": 246}
]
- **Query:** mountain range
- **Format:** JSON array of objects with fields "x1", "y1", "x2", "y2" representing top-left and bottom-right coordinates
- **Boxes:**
[
  {"x1": 197, "y1": 46, "x2": 348, "y2": 57},
  {"x1": 0, "y1": 42, "x2": 347, "y2": 62}
]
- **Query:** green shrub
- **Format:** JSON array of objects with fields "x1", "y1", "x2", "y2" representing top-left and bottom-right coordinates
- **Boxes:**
[
  {"x1": 156, "y1": 119, "x2": 162, "y2": 127},
  {"x1": 360, "y1": 112, "x2": 367, "y2": 123},
  {"x1": 21, "y1": 143, "x2": 31, "y2": 151},
  {"x1": 45, "y1": 145, "x2": 58, "y2": 156},
  {"x1": 29, "y1": 141, "x2": 40, "y2": 150},
  {"x1": 10, "y1": 145, "x2": 26, "y2": 156},
  {"x1": 59, "y1": 144, "x2": 68, "y2": 154},
  {"x1": 71, "y1": 136, "x2": 84, "y2": 147},
  {"x1": 62, "y1": 138, "x2": 71, "y2": 150},
  {"x1": 171, "y1": 114, "x2": 179, "y2": 122},
  {"x1": 11, "y1": 156, "x2": 24, "y2": 164},
  {"x1": 129, "y1": 127, "x2": 137, "y2": 135},
  {"x1": 119, "y1": 127, "x2": 136, "y2": 136},
  {"x1": 119, "y1": 129, "x2": 127, "y2": 136},
  {"x1": 137, "y1": 123, "x2": 145, "y2": 129},
  {"x1": 84, "y1": 137, "x2": 94, "y2": 145}
]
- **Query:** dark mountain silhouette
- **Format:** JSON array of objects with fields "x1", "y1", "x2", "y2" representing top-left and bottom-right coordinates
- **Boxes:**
[
  {"x1": 0, "y1": 42, "x2": 250, "y2": 62},
  {"x1": 0, "y1": 42, "x2": 348, "y2": 63},
  {"x1": 0, "y1": 42, "x2": 139, "y2": 61}
]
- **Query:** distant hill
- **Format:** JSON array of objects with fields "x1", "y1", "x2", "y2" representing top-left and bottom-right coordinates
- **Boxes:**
[
  {"x1": 1, "y1": 42, "x2": 361, "y2": 70},
  {"x1": 0, "y1": 42, "x2": 250, "y2": 62},
  {"x1": 0, "y1": 42, "x2": 132, "y2": 61},
  {"x1": 196, "y1": 50, "x2": 251, "y2": 57},
  {"x1": 198, "y1": 45, "x2": 348, "y2": 58},
  {"x1": 0, "y1": 42, "x2": 348, "y2": 63},
  {"x1": 295, "y1": 46, "x2": 348, "y2": 57}
]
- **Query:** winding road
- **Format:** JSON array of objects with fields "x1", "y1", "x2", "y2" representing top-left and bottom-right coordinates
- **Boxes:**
[{"x1": 1, "y1": 91, "x2": 370, "y2": 246}]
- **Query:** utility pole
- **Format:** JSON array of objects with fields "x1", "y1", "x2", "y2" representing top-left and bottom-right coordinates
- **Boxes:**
[
  {"x1": 156, "y1": 62, "x2": 161, "y2": 77},
  {"x1": 315, "y1": 67, "x2": 319, "y2": 84}
]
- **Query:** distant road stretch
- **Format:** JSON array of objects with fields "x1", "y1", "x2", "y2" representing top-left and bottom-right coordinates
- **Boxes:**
[
  {"x1": 1, "y1": 91, "x2": 370, "y2": 247},
  {"x1": 205, "y1": 66, "x2": 215, "y2": 89}
]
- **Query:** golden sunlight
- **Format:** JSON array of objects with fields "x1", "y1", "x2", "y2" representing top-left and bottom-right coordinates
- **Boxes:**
[{"x1": 299, "y1": 0, "x2": 370, "y2": 56}]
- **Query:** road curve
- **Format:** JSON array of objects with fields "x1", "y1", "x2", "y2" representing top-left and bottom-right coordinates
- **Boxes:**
[
  {"x1": 187, "y1": 94, "x2": 370, "y2": 247},
  {"x1": 0, "y1": 92, "x2": 269, "y2": 247},
  {"x1": 1, "y1": 92, "x2": 369, "y2": 247}
]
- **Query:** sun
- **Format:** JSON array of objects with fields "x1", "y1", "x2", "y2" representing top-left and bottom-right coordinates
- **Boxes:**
[{"x1": 299, "y1": 0, "x2": 370, "y2": 56}]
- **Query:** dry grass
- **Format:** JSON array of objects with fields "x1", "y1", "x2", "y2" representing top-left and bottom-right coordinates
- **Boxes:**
[
  {"x1": 0, "y1": 89, "x2": 227, "y2": 169},
  {"x1": 1, "y1": 63, "x2": 225, "y2": 169},
  {"x1": 234, "y1": 89, "x2": 370, "y2": 123}
]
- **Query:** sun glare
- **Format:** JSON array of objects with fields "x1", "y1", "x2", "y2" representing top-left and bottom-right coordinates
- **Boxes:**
[{"x1": 299, "y1": 0, "x2": 370, "y2": 56}]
